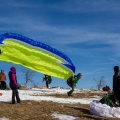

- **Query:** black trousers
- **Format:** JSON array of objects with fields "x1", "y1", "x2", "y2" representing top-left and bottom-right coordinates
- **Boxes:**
[
  {"x1": 0, "y1": 81, "x2": 6, "y2": 90},
  {"x1": 11, "y1": 88, "x2": 20, "y2": 104},
  {"x1": 114, "y1": 93, "x2": 120, "y2": 105},
  {"x1": 46, "y1": 81, "x2": 49, "y2": 88},
  {"x1": 68, "y1": 83, "x2": 75, "y2": 95}
]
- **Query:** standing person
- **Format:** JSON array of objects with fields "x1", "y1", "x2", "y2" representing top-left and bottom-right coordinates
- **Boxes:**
[
  {"x1": 0, "y1": 70, "x2": 6, "y2": 90},
  {"x1": 113, "y1": 66, "x2": 120, "y2": 105},
  {"x1": 42, "y1": 74, "x2": 52, "y2": 88},
  {"x1": 67, "y1": 73, "x2": 82, "y2": 96},
  {"x1": 8, "y1": 66, "x2": 20, "y2": 104}
]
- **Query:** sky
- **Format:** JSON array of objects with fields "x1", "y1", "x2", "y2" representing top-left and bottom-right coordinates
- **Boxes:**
[{"x1": 0, "y1": 0, "x2": 120, "y2": 89}]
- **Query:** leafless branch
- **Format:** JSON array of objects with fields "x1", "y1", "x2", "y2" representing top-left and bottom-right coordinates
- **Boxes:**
[{"x1": 22, "y1": 68, "x2": 36, "y2": 86}]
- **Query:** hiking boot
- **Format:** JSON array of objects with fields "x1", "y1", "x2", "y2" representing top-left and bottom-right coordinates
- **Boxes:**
[
  {"x1": 67, "y1": 92, "x2": 72, "y2": 96},
  {"x1": 12, "y1": 102, "x2": 16, "y2": 104}
]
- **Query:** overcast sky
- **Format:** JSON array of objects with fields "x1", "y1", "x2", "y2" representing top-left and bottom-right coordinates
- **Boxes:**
[{"x1": 0, "y1": 0, "x2": 120, "y2": 89}]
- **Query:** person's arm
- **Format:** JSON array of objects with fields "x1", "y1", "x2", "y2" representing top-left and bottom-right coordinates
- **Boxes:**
[
  {"x1": 4, "y1": 74, "x2": 6, "y2": 80},
  {"x1": 11, "y1": 74, "x2": 17, "y2": 86},
  {"x1": 43, "y1": 75, "x2": 47, "y2": 82},
  {"x1": 72, "y1": 77, "x2": 80, "y2": 84}
]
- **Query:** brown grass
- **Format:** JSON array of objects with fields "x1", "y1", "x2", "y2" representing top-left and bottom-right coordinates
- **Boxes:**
[{"x1": 0, "y1": 91, "x2": 119, "y2": 120}]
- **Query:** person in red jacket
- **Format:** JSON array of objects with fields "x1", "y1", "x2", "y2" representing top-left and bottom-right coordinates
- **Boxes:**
[{"x1": 8, "y1": 66, "x2": 20, "y2": 104}]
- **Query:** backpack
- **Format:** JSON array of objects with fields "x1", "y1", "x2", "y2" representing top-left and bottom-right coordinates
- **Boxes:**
[{"x1": 67, "y1": 76, "x2": 73, "y2": 87}]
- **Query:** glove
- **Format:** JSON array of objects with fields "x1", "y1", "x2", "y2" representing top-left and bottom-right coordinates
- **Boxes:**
[
  {"x1": 14, "y1": 85, "x2": 18, "y2": 89},
  {"x1": 17, "y1": 83, "x2": 21, "y2": 89}
]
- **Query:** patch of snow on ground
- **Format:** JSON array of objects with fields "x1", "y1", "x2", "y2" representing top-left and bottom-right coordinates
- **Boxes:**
[
  {"x1": 52, "y1": 113, "x2": 78, "y2": 120},
  {"x1": 0, "y1": 117, "x2": 9, "y2": 120},
  {"x1": 0, "y1": 88, "x2": 100, "y2": 104},
  {"x1": 0, "y1": 88, "x2": 110, "y2": 119}
]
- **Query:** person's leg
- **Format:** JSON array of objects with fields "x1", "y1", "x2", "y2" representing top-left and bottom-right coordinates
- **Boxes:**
[
  {"x1": 12, "y1": 89, "x2": 16, "y2": 104},
  {"x1": 114, "y1": 94, "x2": 120, "y2": 106},
  {"x1": 0, "y1": 82, "x2": 1, "y2": 90},
  {"x1": 46, "y1": 81, "x2": 49, "y2": 88},
  {"x1": 111, "y1": 94, "x2": 116, "y2": 106},
  {"x1": 2, "y1": 81, "x2": 6, "y2": 90},
  {"x1": 3, "y1": 81, "x2": 6, "y2": 89},
  {"x1": 67, "y1": 80, "x2": 72, "y2": 87},
  {"x1": 2, "y1": 81, "x2": 5, "y2": 90},
  {"x1": 16, "y1": 89, "x2": 20, "y2": 103},
  {"x1": 1, "y1": 81, "x2": 4, "y2": 90},
  {"x1": 68, "y1": 84, "x2": 75, "y2": 96}
]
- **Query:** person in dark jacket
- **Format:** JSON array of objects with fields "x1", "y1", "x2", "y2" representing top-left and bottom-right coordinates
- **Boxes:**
[
  {"x1": 67, "y1": 73, "x2": 82, "y2": 96},
  {"x1": 42, "y1": 74, "x2": 52, "y2": 88},
  {"x1": 113, "y1": 66, "x2": 120, "y2": 106},
  {"x1": 8, "y1": 66, "x2": 20, "y2": 104}
]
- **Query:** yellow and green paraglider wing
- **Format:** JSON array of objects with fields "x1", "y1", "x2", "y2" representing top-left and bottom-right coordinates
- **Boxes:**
[{"x1": 0, "y1": 33, "x2": 75, "y2": 79}]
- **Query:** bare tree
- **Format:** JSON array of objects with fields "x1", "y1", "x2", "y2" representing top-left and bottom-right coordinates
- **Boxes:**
[
  {"x1": 22, "y1": 68, "x2": 35, "y2": 86},
  {"x1": 32, "y1": 81, "x2": 40, "y2": 88},
  {"x1": 94, "y1": 76, "x2": 106, "y2": 90}
]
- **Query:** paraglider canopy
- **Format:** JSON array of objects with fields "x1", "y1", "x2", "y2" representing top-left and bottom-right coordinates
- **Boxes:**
[{"x1": 0, "y1": 33, "x2": 75, "y2": 79}]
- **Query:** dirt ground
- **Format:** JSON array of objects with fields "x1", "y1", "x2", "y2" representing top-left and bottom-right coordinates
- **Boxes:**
[{"x1": 0, "y1": 91, "x2": 119, "y2": 120}]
